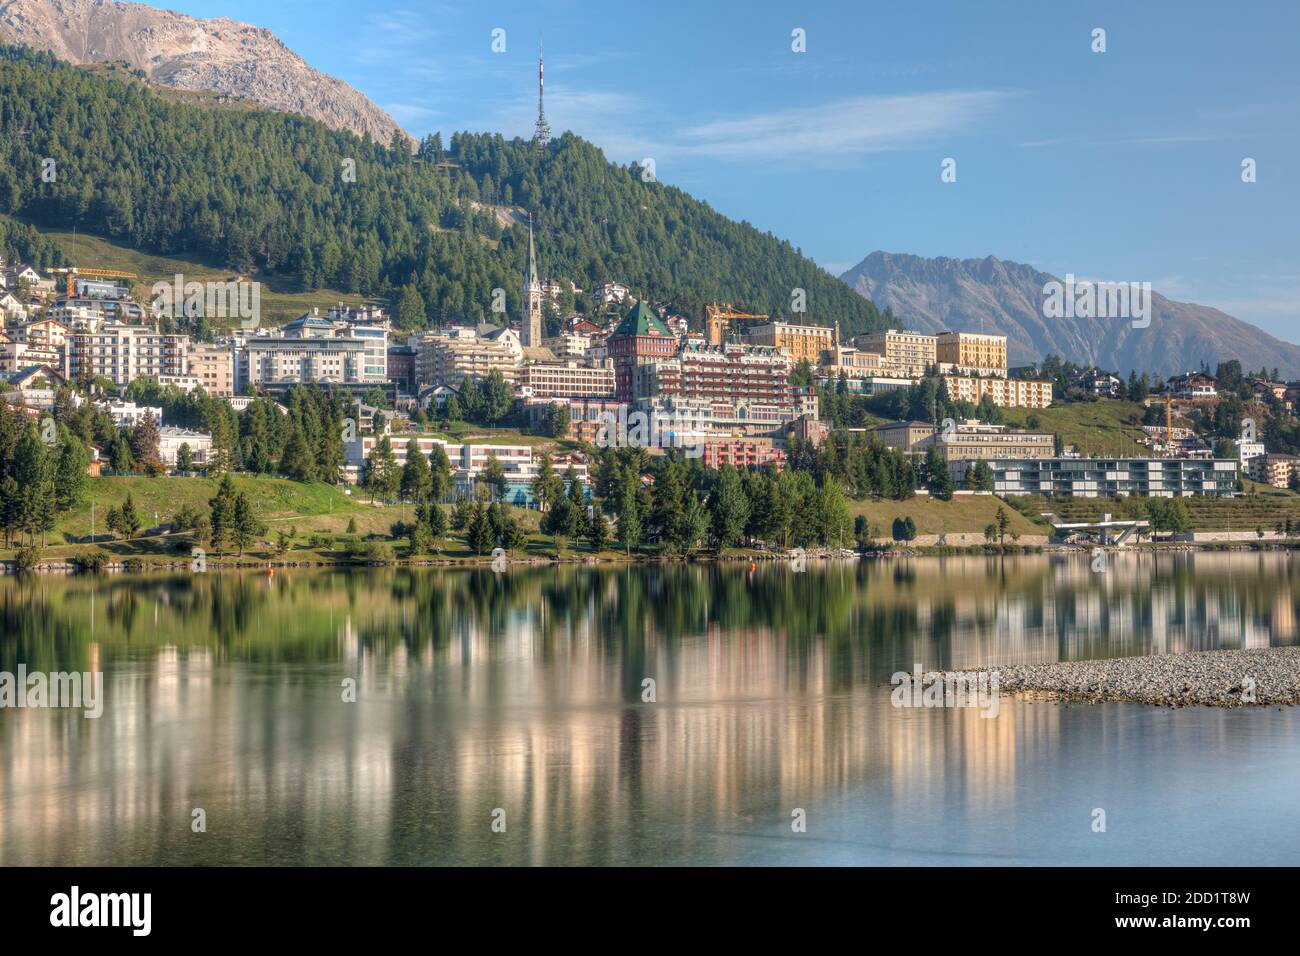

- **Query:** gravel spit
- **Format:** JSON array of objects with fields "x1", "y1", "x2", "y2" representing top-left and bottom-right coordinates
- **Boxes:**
[{"x1": 933, "y1": 647, "x2": 1300, "y2": 708}]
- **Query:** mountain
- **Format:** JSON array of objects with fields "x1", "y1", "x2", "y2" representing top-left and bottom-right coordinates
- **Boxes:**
[
  {"x1": 840, "y1": 251, "x2": 1300, "y2": 379},
  {"x1": 0, "y1": 0, "x2": 411, "y2": 146},
  {"x1": 0, "y1": 43, "x2": 886, "y2": 334}
]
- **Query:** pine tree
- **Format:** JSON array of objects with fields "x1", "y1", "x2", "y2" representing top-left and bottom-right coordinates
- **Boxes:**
[
  {"x1": 53, "y1": 434, "x2": 90, "y2": 510},
  {"x1": 429, "y1": 444, "x2": 452, "y2": 502},
  {"x1": 231, "y1": 492, "x2": 260, "y2": 556},
  {"x1": 466, "y1": 502, "x2": 494, "y2": 555},
  {"x1": 710, "y1": 466, "x2": 750, "y2": 549},
  {"x1": 117, "y1": 493, "x2": 141, "y2": 540},
  {"x1": 130, "y1": 411, "x2": 163, "y2": 474},
  {"x1": 586, "y1": 509, "x2": 610, "y2": 554},
  {"x1": 363, "y1": 435, "x2": 399, "y2": 501},
  {"x1": 677, "y1": 494, "x2": 710, "y2": 555},
  {"x1": 209, "y1": 475, "x2": 236, "y2": 554},
  {"x1": 280, "y1": 426, "x2": 316, "y2": 481},
  {"x1": 531, "y1": 452, "x2": 561, "y2": 511},
  {"x1": 399, "y1": 439, "x2": 432, "y2": 502},
  {"x1": 482, "y1": 454, "x2": 506, "y2": 502},
  {"x1": 616, "y1": 470, "x2": 642, "y2": 555}
]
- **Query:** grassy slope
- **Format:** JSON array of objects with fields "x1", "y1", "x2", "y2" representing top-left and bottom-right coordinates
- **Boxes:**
[
  {"x1": 34, "y1": 476, "x2": 397, "y2": 551},
  {"x1": 1001, "y1": 400, "x2": 1151, "y2": 458},
  {"x1": 29, "y1": 221, "x2": 367, "y2": 328},
  {"x1": 849, "y1": 495, "x2": 1043, "y2": 537},
  {"x1": 1018, "y1": 485, "x2": 1300, "y2": 532}
]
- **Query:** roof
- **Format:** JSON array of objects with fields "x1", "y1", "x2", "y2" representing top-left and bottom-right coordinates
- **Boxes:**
[
  {"x1": 3, "y1": 365, "x2": 66, "y2": 387},
  {"x1": 874, "y1": 420, "x2": 936, "y2": 430},
  {"x1": 612, "y1": 299, "x2": 671, "y2": 338}
]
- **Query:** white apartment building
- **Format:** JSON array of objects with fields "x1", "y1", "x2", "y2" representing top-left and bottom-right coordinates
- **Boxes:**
[
  {"x1": 102, "y1": 400, "x2": 162, "y2": 428},
  {"x1": 66, "y1": 325, "x2": 189, "y2": 386},
  {"x1": 416, "y1": 329, "x2": 522, "y2": 387},
  {"x1": 854, "y1": 329, "x2": 938, "y2": 378},
  {"x1": 237, "y1": 337, "x2": 374, "y2": 390},
  {"x1": 942, "y1": 375, "x2": 1054, "y2": 409},
  {"x1": 519, "y1": 361, "x2": 615, "y2": 399},
  {"x1": 189, "y1": 343, "x2": 237, "y2": 398},
  {"x1": 935, "y1": 331, "x2": 1008, "y2": 378}
]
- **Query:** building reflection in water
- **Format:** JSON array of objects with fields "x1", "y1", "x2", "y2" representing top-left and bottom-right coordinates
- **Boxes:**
[{"x1": 1, "y1": 551, "x2": 1297, "y2": 865}]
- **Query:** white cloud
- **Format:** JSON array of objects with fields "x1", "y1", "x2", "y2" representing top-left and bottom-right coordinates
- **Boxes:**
[{"x1": 674, "y1": 90, "x2": 1015, "y2": 160}]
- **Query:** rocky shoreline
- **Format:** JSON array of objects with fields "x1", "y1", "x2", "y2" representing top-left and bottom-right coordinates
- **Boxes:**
[{"x1": 934, "y1": 647, "x2": 1300, "y2": 708}]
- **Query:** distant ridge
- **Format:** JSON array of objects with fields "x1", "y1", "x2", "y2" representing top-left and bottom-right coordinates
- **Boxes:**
[
  {"x1": 840, "y1": 250, "x2": 1300, "y2": 379},
  {"x1": 0, "y1": 0, "x2": 413, "y2": 146}
]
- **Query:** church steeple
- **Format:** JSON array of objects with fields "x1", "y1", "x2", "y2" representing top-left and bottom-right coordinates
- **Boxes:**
[{"x1": 522, "y1": 213, "x2": 543, "y2": 347}]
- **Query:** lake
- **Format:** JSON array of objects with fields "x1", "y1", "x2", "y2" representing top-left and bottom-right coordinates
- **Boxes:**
[{"x1": 2, "y1": 551, "x2": 1298, "y2": 865}]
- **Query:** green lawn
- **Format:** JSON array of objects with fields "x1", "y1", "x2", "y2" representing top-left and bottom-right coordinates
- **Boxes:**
[
  {"x1": 848, "y1": 494, "x2": 1044, "y2": 538},
  {"x1": 1009, "y1": 486, "x2": 1300, "y2": 533},
  {"x1": 1001, "y1": 400, "x2": 1154, "y2": 458},
  {"x1": 24, "y1": 476, "x2": 393, "y2": 552}
]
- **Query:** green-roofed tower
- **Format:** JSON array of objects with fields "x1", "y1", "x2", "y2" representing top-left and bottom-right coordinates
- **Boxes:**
[{"x1": 608, "y1": 297, "x2": 677, "y2": 401}]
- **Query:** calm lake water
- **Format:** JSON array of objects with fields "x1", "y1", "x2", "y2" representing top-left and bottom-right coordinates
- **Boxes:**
[{"x1": 2, "y1": 552, "x2": 1298, "y2": 866}]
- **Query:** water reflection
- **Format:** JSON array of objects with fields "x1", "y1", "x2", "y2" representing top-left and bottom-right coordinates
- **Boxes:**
[{"x1": 1, "y1": 552, "x2": 1298, "y2": 865}]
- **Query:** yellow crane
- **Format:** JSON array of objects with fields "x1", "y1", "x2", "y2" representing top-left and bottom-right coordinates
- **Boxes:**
[
  {"x1": 53, "y1": 267, "x2": 138, "y2": 298},
  {"x1": 704, "y1": 303, "x2": 768, "y2": 346}
]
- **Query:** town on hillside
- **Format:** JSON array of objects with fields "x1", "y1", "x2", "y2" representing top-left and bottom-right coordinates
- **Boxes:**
[{"x1": 1, "y1": 231, "x2": 1297, "y2": 562}]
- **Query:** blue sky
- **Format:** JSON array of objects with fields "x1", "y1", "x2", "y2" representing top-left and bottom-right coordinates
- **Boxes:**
[{"x1": 167, "y1": 0, "x2": 1298, "y2": 341}]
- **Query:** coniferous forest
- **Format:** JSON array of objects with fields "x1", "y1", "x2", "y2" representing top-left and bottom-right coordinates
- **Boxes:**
[{"x1": 0, "y1": 44, "x2": 887, "y2": 335}]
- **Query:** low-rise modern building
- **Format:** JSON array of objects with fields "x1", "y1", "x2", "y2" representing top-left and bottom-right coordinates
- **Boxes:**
[
  {"x1": 872, "y1": 420, "x2": 938, "y2": 452},
  {"x1": 988, "y1": 457, "x2": 1238, "y2": 497},
  {"x1": 102, "y1": 400, "x2": 162, "y2": 428},
  {"x1": 918, "y1": 421, "x2": 1057, "y2": 468},
  {"x1": 158, "y1": 427, "x2": 214, "y2": 469},
  {"x1": 343, "y1": 433, "x2": 588, "y2": 505}
]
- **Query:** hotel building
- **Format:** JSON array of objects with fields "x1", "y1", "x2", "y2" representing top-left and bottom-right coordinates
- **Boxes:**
[{"x1": 942, "y1": 375, "x2": 1054, "y2": 409}]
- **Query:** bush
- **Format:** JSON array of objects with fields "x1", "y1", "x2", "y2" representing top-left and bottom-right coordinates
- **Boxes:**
[
  {"x1": 14, "y1": 546, "x2": 42, "y2": 572},
  {"x1": 76, "y1": 549, "x2": 112, "y2": 572},
  {"x1": 352, "y1": 540, "x2": 395, "y2": 564}
]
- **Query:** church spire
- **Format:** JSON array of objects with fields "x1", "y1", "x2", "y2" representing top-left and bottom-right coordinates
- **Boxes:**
[
  {"x1": 526, "y1": 213, "x2": 539, "y2": 285},
  {"x1": 521, "y1": 212, "x2": 543, "y2": 347}
]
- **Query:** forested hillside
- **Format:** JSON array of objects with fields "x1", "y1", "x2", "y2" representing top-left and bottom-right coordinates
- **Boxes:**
[{"x1": 0, "y1": 44, "x2": 886, "y2": 334}]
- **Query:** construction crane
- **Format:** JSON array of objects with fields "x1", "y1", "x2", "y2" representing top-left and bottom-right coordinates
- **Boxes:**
[
  {"x1": 704, "y1": 303, "x2": 768, "y2": 346},
  {"x1": 53, "y1": 267, "x2": 138, "y2": 298}
]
